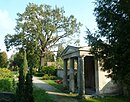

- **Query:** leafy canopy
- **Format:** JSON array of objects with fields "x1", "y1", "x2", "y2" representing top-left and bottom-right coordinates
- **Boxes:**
[
  {"x1": 86, "y1": 0, "x2": 130, "y2": 86},
  {"x1": 0, "y1": 51, "x2": 8, "y2": 68},
  {"x1": 5, "y1": 3, "x2": 81, "y2": 53}
]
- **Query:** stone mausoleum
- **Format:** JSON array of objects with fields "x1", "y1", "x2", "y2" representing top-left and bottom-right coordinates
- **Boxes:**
[{"x1": 61, "y1": 45, "x2": 120, "y2": 96}]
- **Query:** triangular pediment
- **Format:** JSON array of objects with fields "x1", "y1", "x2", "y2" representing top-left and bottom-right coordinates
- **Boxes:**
[{"x1": 61, "y1": 45, "x2": 79, "y2": 56}]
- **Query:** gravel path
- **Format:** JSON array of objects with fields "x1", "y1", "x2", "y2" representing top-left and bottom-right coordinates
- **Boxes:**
[{"x1": 33, "y1": 77, "x2": 79, "y2": 102}]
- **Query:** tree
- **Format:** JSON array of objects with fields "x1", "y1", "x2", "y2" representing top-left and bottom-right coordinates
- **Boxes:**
[
  {"x1": 11, "y1": 51, "x2": 24, "y2": 68},
  {"x1": 55, "y1": 43, "x2": 64, "y2": 68},
  {"x1": 44, "y1": 50, "x2": 55, "y2": 65},
  {"x1": 25, "y1": 72, "x2": 34, "y2": 102},
  {"x1": 56, "y1": 43, "x2": 64, "y2": 60},
  {"x1": 16, "y1": 52, "x2": 25, "y2": 102},
  {"x1": 4, "y1": 3, "x2": 82, "y2": 66},
  {"x1": 26, "y1": 49, "x2": 40, "y2": 68},
  {"x1": 86, "y1": 0, "x2": 130, "y2": 94},
  {"x1": 23, "y1": 50, "x2": 28, "y2": 78},
  {"x1": 0, "y1": 51, "x2": 8, "y2": 68},
  {"x1": 16, "y1": 50, "x2": 34, "y2": 102}
]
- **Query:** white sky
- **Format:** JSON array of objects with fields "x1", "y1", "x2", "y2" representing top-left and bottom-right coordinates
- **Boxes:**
[{"x1": 0, "y1": 0, "x2": 97, "y2": 58}]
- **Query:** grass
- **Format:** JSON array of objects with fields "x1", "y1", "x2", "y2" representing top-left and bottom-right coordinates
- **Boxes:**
[
  {"x1": 38, "y1": 77, "x2": 130, "y2": 102},
  {"x1": 43, "y1": 80, "x2": 64, "y2": 91},
  {"x1": 79, "y1": 96, "x2": 130, "y2": 102},
  {"x1": 33, "y1": 87, "x2": 55, "y2": 102}
]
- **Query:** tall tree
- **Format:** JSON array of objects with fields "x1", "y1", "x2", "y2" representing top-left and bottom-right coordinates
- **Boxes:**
[
  {"x1": 44, "y1": 50, "x2": 55, "y2": 65},
  {"x1": 16, "y1": 50, "x2": 34, "y2": 102},
  {"x1": 23, "y1": 50, "x2": 28, "y2": 77},
  {"x1": 16, "y1": 51, "x2": 25, "y2": 102},
  {"x1": 86, "y1": 0, "x2": 130, "y2": 94},
  {"x1": 56, "y1": 43, "x2": 64, "y2": 60},
  {"x1": 12, "y1": 51, "x2": 24, "y2": 68},
  {"x1": 5, "y1": 3, "x2": 82, "y2": 66},
  {"x1": 0, "y1": 51, "x2": 8, "y2": 68}
]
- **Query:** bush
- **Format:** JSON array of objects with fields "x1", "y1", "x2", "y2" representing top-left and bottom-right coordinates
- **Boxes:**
[
  {"x1": 34, "y1": 72, "x2": 44, "y2": 77},
  {"x1": 0, "y1": 68, "x2": 13, "y2": 78},
  {"x1": 41, "y1": 66, "x2": 56, "y2": 76},
  {"x1": 0, "y1": 78, "x2": 14, "y2": 92},
  {"x1": 0, "y1": 68, "x2": 15, "y2": 92},
  {"x1": 32, "y1": 68, "x2": 38, "y2": 74},
  {"x1": 42, "y1": 74, "x2": 56, "y2": 80}
]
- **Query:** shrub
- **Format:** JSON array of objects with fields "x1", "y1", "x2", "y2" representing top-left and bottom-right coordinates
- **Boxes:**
[
  {"x1": 0, "y1": 68, "x2": 13, "y2": 78},
  {"x1": 32, "y1": 68, "x2": 38, "y2": 74},
  {"x1": 0, "y1": 68, "x2": 15, "y2": 92},
  {"x1": 0, "y1": 78, "x2": 14, "y2": 92},
  {"x1": 42, "y1": 74, "x2": 56, "y2": 80},
  {"x1": 41, "y1": 66, "x2": 56, "y2": 76},
  {"x1": 34, "y1": 72, "x2": 44, "y2": 77}
]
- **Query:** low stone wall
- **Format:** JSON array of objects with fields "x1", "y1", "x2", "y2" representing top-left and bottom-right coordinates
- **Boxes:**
[{"x1": 0, "y1": 92, "x2": 15, "y2": 101}]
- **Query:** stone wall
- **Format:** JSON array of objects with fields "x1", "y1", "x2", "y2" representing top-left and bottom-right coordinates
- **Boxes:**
[{"x1": 98, "y1": 66, "x2": 121, "y2": 95}]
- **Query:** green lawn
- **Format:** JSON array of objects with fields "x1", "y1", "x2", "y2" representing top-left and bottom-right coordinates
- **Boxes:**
[
  {"x1": 41, "y1": 79, "x2": 130, "y2": 102},
  {"x1": 43, "y1": 80, "x2": 64, "y2": 91},
  {"x1": 79, "y1": 96, "x2": 130, "y2": 102},
  {"x1": 33, "y1": 87, "x2": 55, "y2": 102}
]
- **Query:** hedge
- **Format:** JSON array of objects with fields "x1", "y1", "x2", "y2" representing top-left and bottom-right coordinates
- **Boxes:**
[
  {"x1": 0, "y1": 68, "x2": 15, "y2": 92},
  {"x1": 0, "y1": 68, "x2": 13, "y2": 78},
  {"x1": 41, "y1": 66, "x2": 56, "y2": 76},
  {"x1": 0, "y1": 78, "x2": 14, "y2": 92}
]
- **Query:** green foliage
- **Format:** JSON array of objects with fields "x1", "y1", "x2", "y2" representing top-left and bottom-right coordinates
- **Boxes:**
[
  {"x1": 24, "y1": 72, "x2": 34, "y2": 102},
  {"x1": 0, "y1": 51, "x2": 8, "y2": 68},
  {"x1": 0, "y1": 68, "x2": 13, "y2": 78},
  {"x1": 0, "y1": 78, "x2": 14, "y2": 92},
  {"x1": 27, "y1": 51, "x2": 40, "y2": 68},
  {"x1": 55, "y1": 43, "x2": 64, "y2": 68},
  {"x1": 0, "y1": 69, "x2": 15, "y2": 92},
  {"x1": 9, "y1": 49, "x2": 40, "y2": 70},
  {"x1": 23, "y1": 50, "x2": 28, "y2": 78},
  {"x1": 55, "y1": 57, "x2": 63, "y2": 69},
  {"x1": 44, "y1": 50, "x2": 55, "y2": 66},
  {"x1": 4, "y1": 3, "x2": 82, "y2": 66},
  {"x1": 33, "y1": 87, "x2": 55, "y2": 102},
  {"x1": 34, "y1": 72, "x2": 44, "y2": 77},
  {"x1": 16, "y1": 63, "x2": 25, "y2": 102},
  {"x1": 79, "y1": 96, "x2": 130, "y2": 102},
  {"x1": 41, "y1": 66, "x2": 56, "y2": 76},
  {"x1": 10, "y1": 51, "x2": 24, "y2": 68},
  {"x1": 44, "y1": 80, "x2": 64, "y2": 91},
  {"x1": 56, "y1": 43, "x2": 64, "y2": 60},
  {"x1": 32, "y1": 67, "x2": 37, "y2": 74},
  {"x1": 42, "y1": 74, "x2": 56, "y2": 80},
  {"x1": 86, "y1": 0, "x2": 130, "y2": 93},
  {"x1": 16, "y1": 50, "x2": 34, "y2": 102}
]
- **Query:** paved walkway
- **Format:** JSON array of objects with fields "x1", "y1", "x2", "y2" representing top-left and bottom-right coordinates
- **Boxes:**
[{"x1": 33, "y1": 77, "x2": 79, "y2": 102}]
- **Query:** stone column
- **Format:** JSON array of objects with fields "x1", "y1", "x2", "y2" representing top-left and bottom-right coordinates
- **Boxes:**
[
  {"x1": 77, "y1": 58, "x2": 80, "y2": 92},
  {"x1": 69, "y1": 58, "x2": 75, "y2": 92},
  {"x1": 95, "y1": 59, "x2": 99, "y2": 94},
  {"x1": 78, "y1": 56, "x2": 85, "y2": 96},
  {"x1": 63, "y1": 59, "x2": 68, "y2": 87}
]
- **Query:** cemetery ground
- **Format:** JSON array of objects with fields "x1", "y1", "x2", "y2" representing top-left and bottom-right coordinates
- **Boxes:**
[
  {"x1": 33, "y1": 76, "x2": 130, "y2": 102},
  {"x1": 0, "y1": 69, "x2": 130, "y2": 102}
]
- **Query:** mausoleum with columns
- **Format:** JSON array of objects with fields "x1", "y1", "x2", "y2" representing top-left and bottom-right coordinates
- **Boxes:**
[{"x1": 61, "y1": 45, "x2": 120, "y2": 96}]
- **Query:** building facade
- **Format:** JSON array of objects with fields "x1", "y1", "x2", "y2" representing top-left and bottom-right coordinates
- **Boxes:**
[{"x1": 61, "y1": 45, "x2": 120, "y2": 96}]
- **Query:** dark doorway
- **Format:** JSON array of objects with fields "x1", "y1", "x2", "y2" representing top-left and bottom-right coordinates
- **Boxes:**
[{"x1": 84, "y1": 56, "x2": 96, "y2": 94}]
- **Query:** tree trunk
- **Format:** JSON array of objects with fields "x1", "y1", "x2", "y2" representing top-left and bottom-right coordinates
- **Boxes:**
[
  {"x1": 40, "y1": 51, "x2": 45, "y2": 66},
  {"x1": 40, "y1": 56, "x2": 44, "y2": 66}
]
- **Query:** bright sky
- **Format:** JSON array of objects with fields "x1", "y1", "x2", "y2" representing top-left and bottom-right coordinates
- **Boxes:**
[{"x1": 0, "y1": 0, "x2": 97, "y2": 58}]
